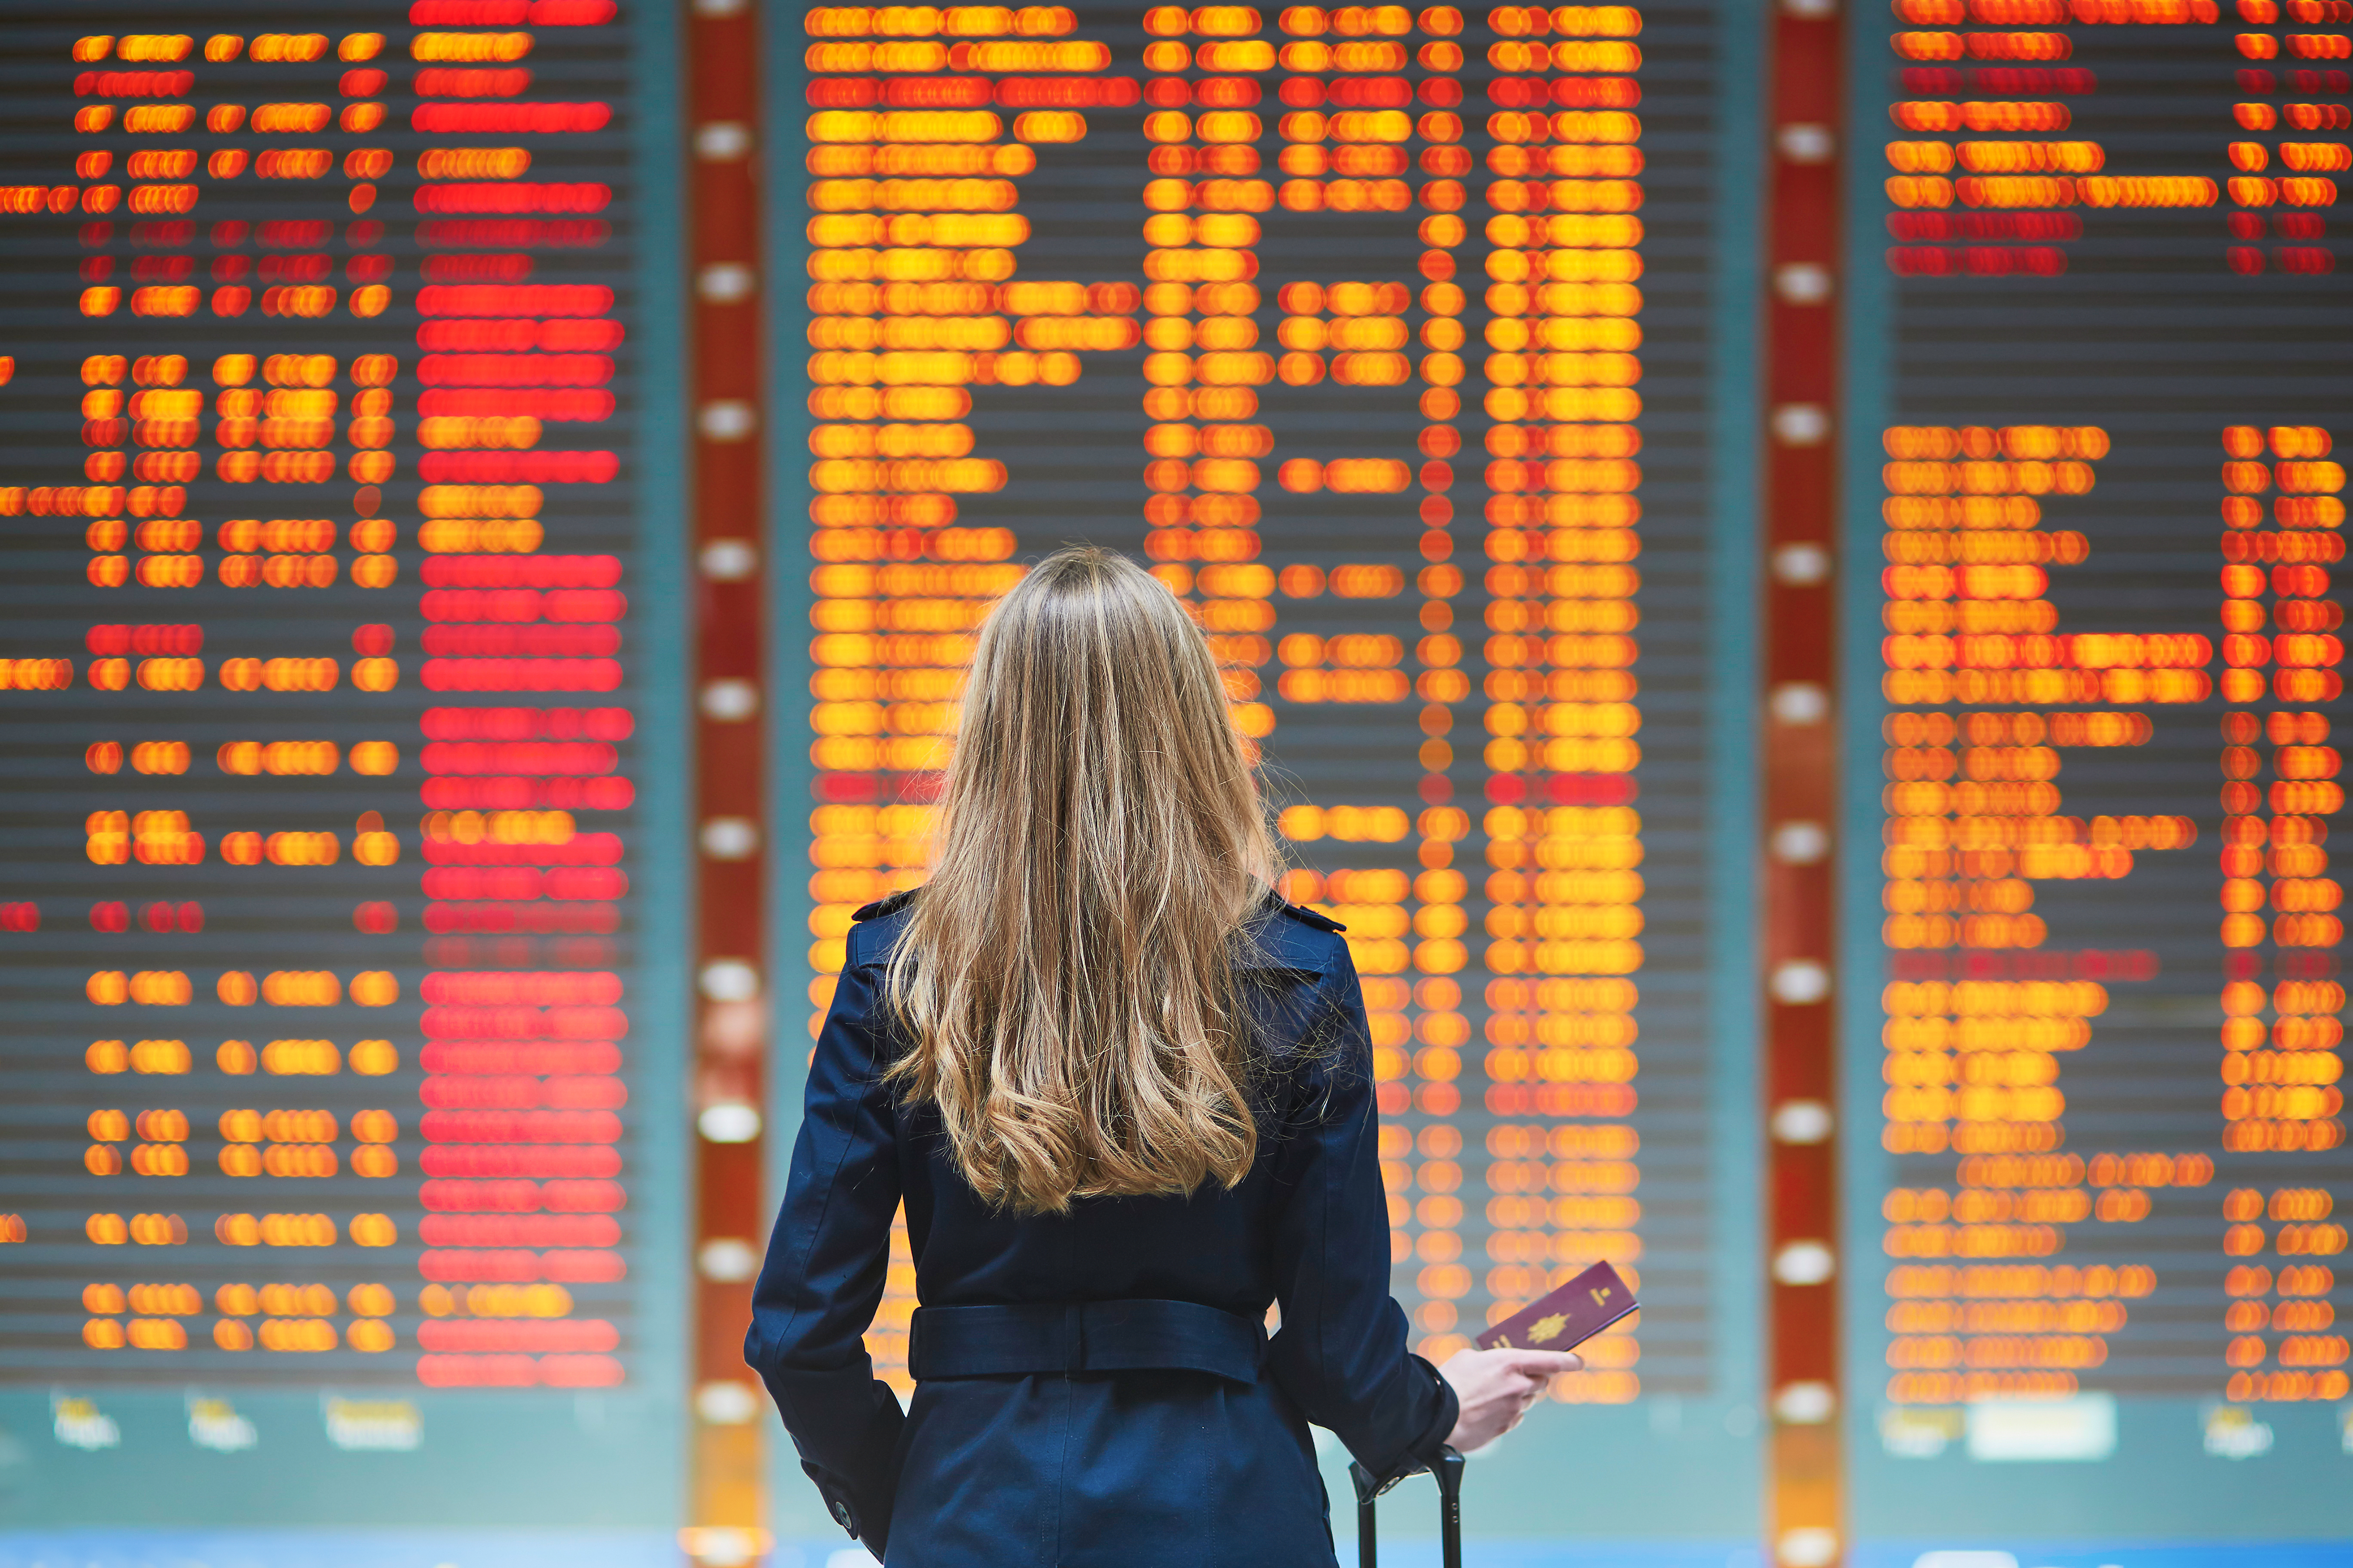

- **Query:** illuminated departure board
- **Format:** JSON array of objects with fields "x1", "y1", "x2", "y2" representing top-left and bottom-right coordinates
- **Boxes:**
[
  {"x1": 18, "y1": 0, "x2": 2353, "y2": 1558},
  {"x1": 774, "y1": 0, "x2": 2353, "y2": 1556},
  {"x1": 781, "y1": 0, "x2": 1750, "y2": 1456},
  {"x1": 0, "y1": 0, "x2": 683, "y2": 1507},
  {"x1": 1844, "y1": 0, "x2": 2353, "y2": 1549}
]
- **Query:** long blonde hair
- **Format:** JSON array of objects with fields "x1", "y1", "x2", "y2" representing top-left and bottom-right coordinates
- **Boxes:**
[{"x1": 884, "y1": 546, "x2": 1279, "y2": 1214}]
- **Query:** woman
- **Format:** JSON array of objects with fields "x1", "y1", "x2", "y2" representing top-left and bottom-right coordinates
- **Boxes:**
[{"x1": 746, "y1": 547, "x2": 1577, "y2": 1565}]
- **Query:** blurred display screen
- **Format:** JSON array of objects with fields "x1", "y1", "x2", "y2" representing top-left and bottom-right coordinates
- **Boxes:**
[
  {"x1": 782, "y1": 0, "x2": 2353, "y2": 1557},
  {"x1": 0, "y1": 0, "x2": 2350, "y2": 1558},
  {"x1": 0, "y1": 0, "x2": 661, "y2": 1474},
  {"x1": 1851, "y1": 2, "x2": 2353, "y2": 1550},
  {"x1": 787, "y1": 0, "x2": 1729, "y2": 1419}
]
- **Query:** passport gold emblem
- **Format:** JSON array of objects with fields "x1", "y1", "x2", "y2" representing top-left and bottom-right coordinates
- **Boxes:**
[{"x1": 1476, "y1": 1261, "x2": 1639, "y2": 1356}]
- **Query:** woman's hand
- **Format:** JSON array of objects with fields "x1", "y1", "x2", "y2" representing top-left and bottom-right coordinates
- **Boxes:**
[{"x1": 1438, "y1": 1345, "x2": 1581, "y2": 1452}]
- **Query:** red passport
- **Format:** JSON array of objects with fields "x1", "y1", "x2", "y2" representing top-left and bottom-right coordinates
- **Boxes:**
[{"x1": 1475, "y1": 1262, "x2": 1638, "y2": 1353}]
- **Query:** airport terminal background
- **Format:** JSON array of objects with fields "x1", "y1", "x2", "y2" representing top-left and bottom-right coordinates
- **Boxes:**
[{"x1": 0, "y1": 0, "x2": 2347, "y2": 1565}]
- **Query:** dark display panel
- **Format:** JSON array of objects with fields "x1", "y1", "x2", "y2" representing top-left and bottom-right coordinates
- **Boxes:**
[
  {"x1": 0, "y1": 0, "x2": 660, "y2": 1433},
  {"x1": 1847, "y1": 0, "x2": 2353, "y2": 1548},
  {"x1": 784, "y1": 0, "x2": 1744, "y2": 1426}
]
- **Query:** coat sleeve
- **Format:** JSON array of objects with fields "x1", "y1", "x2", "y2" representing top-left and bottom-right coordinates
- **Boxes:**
[
  {"x1": 1261, "y1": 949, "x2": 1460, "y2": 1490},
  {"x1": 743, "y1": 947, "x2": 906, "y2": 1553}
]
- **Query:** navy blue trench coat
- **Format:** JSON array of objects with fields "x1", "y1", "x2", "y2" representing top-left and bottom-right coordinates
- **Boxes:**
[{"x1": 745, "y1": 891, "x2": 1458, "y2": 1566}]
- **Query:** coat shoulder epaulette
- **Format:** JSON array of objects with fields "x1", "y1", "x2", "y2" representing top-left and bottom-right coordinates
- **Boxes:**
[
  {"x1": 851, "y1": 887, "x2": 919, "y2": 922},
  {"x1": 1273, "y1": 897, "x2": 1346, "y2": 934}
]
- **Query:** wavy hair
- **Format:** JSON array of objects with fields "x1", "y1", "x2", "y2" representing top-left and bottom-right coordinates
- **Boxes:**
[{"x1": 883, "y1": 546, "x2": 1278, "y2": 1214}]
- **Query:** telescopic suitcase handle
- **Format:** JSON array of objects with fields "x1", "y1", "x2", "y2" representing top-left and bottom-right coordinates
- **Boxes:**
[{"x1": 1348, "y1": 1447, "x2": 1464, "y2": 1568}]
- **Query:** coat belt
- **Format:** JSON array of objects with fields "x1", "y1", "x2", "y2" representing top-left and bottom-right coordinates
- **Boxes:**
[{"x1": 908, "y1": 1298, "x2": 1265, "y2": 1385}]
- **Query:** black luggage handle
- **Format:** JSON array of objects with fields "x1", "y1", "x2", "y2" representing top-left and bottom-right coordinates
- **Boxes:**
[{"x1": 1348, "y1": 1447, "x2": 1464, "y2": 1568}]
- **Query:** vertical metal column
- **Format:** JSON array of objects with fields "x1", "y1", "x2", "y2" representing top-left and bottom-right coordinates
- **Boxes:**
[
  {"x1": 1759, "y1": 2, "x2": 1846, "y2": 1566},
  {"x1": 683, "y1": 0, "x2": 770, "y2": 1559}
]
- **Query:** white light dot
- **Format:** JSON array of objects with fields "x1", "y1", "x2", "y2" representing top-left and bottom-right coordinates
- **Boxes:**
[
  {"x1": 698, "y1": 1102, "x2": 762, "y2": 1145},
  {"x1": 701, "y1": 817, "x2": 760, "y2": 860},
  {"x1": 699, "y1": 399, "x2": 757, "y2": 442},
  {"x1": 693, "y1": 1380, "x2": 759, "y2": 1424},
  {"x1": 682, "y1": 1531, "x2": 757, "y2": 1568},
  {"x1": 701, "y1": 679, "x2": 759, "y2": 721},
  {"x1": 1774, "y1": 262, "x2": 1834, "y2": 305},
  {"x1": 1777, "y1": 123, "x2": 1836, "y2": 164},
  {"x1": 1769, "y1": 681, "x2": 1829, "y2": 725},
  {"x1": 1771, "y1": 403, "x2": 1831, "y2": 447},
  {"x1": 700, "y1": 538, "x2": 758, "y2": 581},
  {"x1": 694, "y1": 121, "x2": 751, "y2": 161},
  {"x1": 1770, "y1": 820, "x2": 1831, "y2": 864},
  {"x1": 691, "y1": 0, "x2": 747, "y2": 16},
  {"x1": 697, "y1": 262, "x2": 755, "y2": 304},
  {"x1": 1770, "y1": 959, "x2": 1832, "y2": 1005},
  {"x1": 1773, "y1": 1240, "x2": 1836, "y2": 1287},
  {"x1": 1772, "y1": 542, "x2": 1832, "y2": 586},
  {"x1": 1774, "y1": 1381, "x2": 1837, "y2": 1424},
  {"x1": 697, "y1": 1237, "x2": 759, "y2": 1282},
  {"x1": 1771, "y1": 1099, "x2": 1835, "y2": 1145},
  {"x1": 700, "y1": 958, "x2": 760, "y2": 1002},
  {"x1": 1777, "y1": 1526, "x2": 1840, "y2": 1568}
]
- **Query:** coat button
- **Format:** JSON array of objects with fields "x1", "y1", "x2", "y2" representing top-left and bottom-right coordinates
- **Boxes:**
[{"x1": 829, "y1": 1497, "x2": 854, "y2": 1529}]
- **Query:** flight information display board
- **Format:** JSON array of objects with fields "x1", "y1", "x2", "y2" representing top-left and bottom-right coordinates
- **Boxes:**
[
  {"x1": 0, "y1": 0, "x2": 680, "y2": 1528},
  {"x1": 782, "y1": 8, "x2": 1756, "y2": 1530},
  {"x1": 1844, "y1": 0, "x2": 2353, "y2": 1553},
  {"x1": 15, "y1": 0, "x2": 2349, "y2": 1556},
  {"x1": 778, "y1": 0, "x2": 2353, "y2": 1557}
]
